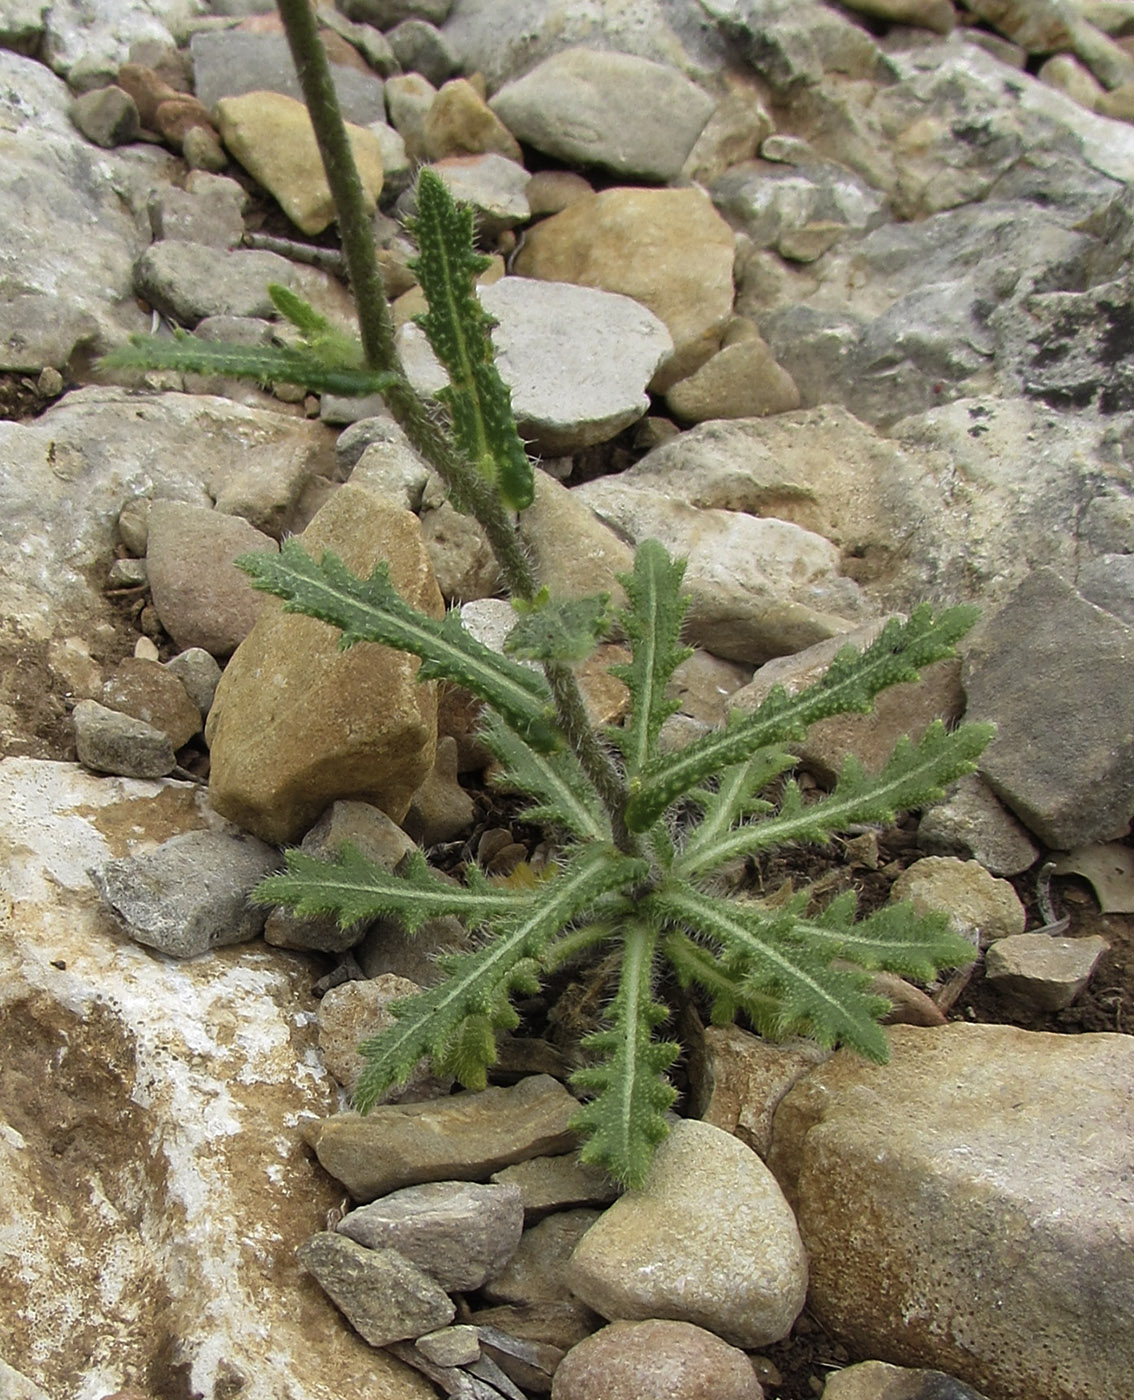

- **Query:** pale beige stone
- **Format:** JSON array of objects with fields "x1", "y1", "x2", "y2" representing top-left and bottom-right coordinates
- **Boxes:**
[
  {"x1": 985, "y1": 931, "x2": 1110, "y2": 1010},
  {"x1": 423, "y1": 77, "x2": 523, "y2": 161},
  {"x1": 205, "y1": 485, "x2": 442, "y2": 844},
  {"x1": 216, "y1": 90, "x2": 384, "y2": 235},
  {"x1": 665, "y1": 338, "x2": 801, "y2": 424},
  {"x1": 768, "y1": 1023, "x2": 1134, "y2": 1400},
  {"x1": 889, "y1": 855, "x2": 1026, "y2": 946},
  {"x1": 567, "y1": 1119, "x2": 807, "y2": 1348},
  {"x1": 513, "y1": 186, "x2": 736, "y2": 390}
]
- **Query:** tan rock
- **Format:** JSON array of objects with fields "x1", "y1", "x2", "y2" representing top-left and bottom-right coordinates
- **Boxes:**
[
  {"x1": 551, "y1": 1319, "x2": 764, "y2": 1400},
  {"x1": 423, "y1": 77, "x2": 523, "y2": 162},
  {"x1": 889, "y1": 855, "x2": 1026, "y2": 947},
  {"x1": 567, "y1": 1119, "x2": 808, "y2": 1349},
  {"x1": 216, "y1": 90, "x2": 384, "y2": 236},
  {"x1": 836, "y1": 0, "x2": 955, "y2": 33},
  {"x1": 665, "y1": 338, "x2": 801, "y2": 424},
  {"x1": 984, "y1": 931, "x2": 1110, "y2": 1010},
  {"x1": 305, "y1": 1074, "x2": 580, "y2": 1202},
  {"x1": 101, "y1": 655, "x2": 202, "y2": 749},
  {"x1": 205, "y1": 485, "x2": 442, "y2": 844},
  {"x1": 518, "y1": 472, "x2": 634, "y2": 607},
  {"x1": 513, "y1": 186, "x2": 736, "y2": 390},
  {"x1": 768, "y1": 1023, "x2": 1134, "y2": 1400}
]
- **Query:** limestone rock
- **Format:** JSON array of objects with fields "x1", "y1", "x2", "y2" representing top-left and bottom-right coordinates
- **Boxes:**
[
  {"x1": 0, "y1": 757, "x2": 431, "y2": 1400},
  {"x1": 513, "y1": 186, "x2": 736, "y2": 390},
  {"x1": 101, "y1": 655, "x2": 202, "y2": 749},
  {"x1": 423, "y1": 77, "x2": 522, "y2": 161},
  {"x1": 551, "y1": 1319, "x2": 764, "y2": 1400},
  {"x1": 318, "y1": 974, "x2": 455, "y2": 1103},
  {"x1": 70, "y1": 83, "x2": 140, "y2": 146},
  {"x1": 90, "y1": 828, "x2": 278, "y2": 958},
  {"x1": 481, "y1": 1209, "x2": 602, "y2": 1307},
  {"x1": 297, "y1": 1233, "x2": 455, "y2": 1347},
  {"x1": 728, "y1": 621, "x2": 964, "y2": 780},
  {"x1": 191, "y1": 30, "x2": 387, "y2": 126},
  {"x1": 490, "y1": 1155, "x2": 619, "y2": 1218},
  {"x1": 571, "y1": 480, "x2": 867, "y2": 664},
  {"x1": 889, "y1": 857, "x2": 1026, "y2": 948},
  {"x1": 821, "y1": 1360, "x2": 988, "y2": 1400},
  {"x1": 216, "y1": 90, "x2": 384, "y2": 236},
  {"x1": 305, "y1": 1074, "x2": 580, "y2": 1202},
  {"x1": 479, "y1": 277, "x2": 673, "y2": 454},
  {"x1": 264, "y1": 800, "x2": 417, "y2": 954},
  {"x1": 403, "y1": 735, "x2": 476, "y2": 844},
  {"x1": 963, "y1": 568, "x2": 1134, "y2": 848},
  {"x1": 567, "y1": 1119, "x2": 808, "y2": 1348},
  {"x1": 984, "y1": 932, "x2": 1110, "y2": 1011},
  {"x1": 916, "y1": 774, "x2": 1040, "y2": 877},
  {"x1": 665, "y1": 337, "x2": 801, "y2": 424},
  {"x1": 768, "y1": 1023, "x2": 1134, "y2": 1400},
  {"x1": 337, "y1": 1180, "x2": 525, "y2": 1290},
  {"x1": 146, "y1": 500, "x2": 279, "y2": 658},
  {"x1": 489, "y1": 47, "x2": 715, "y2": 182},
  {"x1": 133, "y1": 241, "x2": 296, "y2": 323},
  {"x1": 205, "y1": 485, "x2": 442, "y2": 845},
  {"x1": 387, "y1": 19, "x2": 457, "y2": 87},
  {"x1": 72, "y1": 700, "x2": 176, "y2": 778}
]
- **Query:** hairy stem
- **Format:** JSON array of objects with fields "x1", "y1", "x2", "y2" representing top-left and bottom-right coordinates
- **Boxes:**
[{"x1": 275, "y1": 0, "x2": 535, "y2": 600}]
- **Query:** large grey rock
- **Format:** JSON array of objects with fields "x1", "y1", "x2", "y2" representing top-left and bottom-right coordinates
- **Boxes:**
[
  {"x1": 40, "y1": 0, "x2": 198, "y2": 77},
  {"x1": 133, "y1": 241, "x2": 297, "y2": 324},
  {"x1": 489, "y1": 47, "x2": 715, "y2": 181},
  {"x1": 0, "y1": 51, "x2": 155, "y2": 371},
  {"x1": 190, "y1": 30, "x2": 387, "y2": 125},
  {"x1": 441, "y1": 0, "x2": 737, "y2": 92},
  {"x1": 963, "y1": 567, "x2": 1134, "y2": 848},
  {"x1": 567, "y1": 1119, "x2": 808, "y2": 1349},
  {"x1": 0, "y1": 758, "x2": 430, "y2": 1400},
  {"x1": 769, "y1": 1023, "x2": 1134, "y2": 1400},
  {"x1": 479, "y1": 278, "x2": 673, "y2": 453}
]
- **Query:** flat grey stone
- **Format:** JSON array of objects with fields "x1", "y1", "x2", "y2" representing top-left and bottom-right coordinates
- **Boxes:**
[
  {"x1": 90, "y1": 829, "x2": 278, "y2": 958},
  {"x1": 490, "y1": 47, "x2": 715, "y2": 182},
  {"x1": 190, "y1": 30, "x2": 386, "y2": 126},
  {"x1": 133, "y1": 242, "x2": 296, "y2": 324},
  {"x1": 297, "y1": 1233, "x2": 454, "y2": 1347},
  {"x1": 337, "y1": 1181, "x2": 524, "y2": 1290},
  {"x1": 963, "y1": 567, "x2": 1134, "y2": 848}
]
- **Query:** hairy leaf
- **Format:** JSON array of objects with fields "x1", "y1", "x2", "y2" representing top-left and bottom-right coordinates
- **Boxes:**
[
  {"x1": 352, "y1": 842, "x2": 649, "y2": 1110},
  {"x1": 238, "y1": 541, "x2": 561, "y2": 751},
  {"x1": 504, "y1": 591, "x2": 612, "y2": 663},
  {"x1": 676, "y1": 720, "x2": 994, "y2": 879},
  {"x1": 410, "y1": 168, "x2": 534, "y2": 511},
  {"x1": 479, "y1": 711, "x2": 610, "y2": 841},
  {"x1": 606, "y1": 539, "x2": 692, "y2": 778},
  {"x1": 570, "y1": 918, "x2": 679, "y2": 1189},
  {"x1": 625, "y1": 604, "x2": 981, "y2": 832}
]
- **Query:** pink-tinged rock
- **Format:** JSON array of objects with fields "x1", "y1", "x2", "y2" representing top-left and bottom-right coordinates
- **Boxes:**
[
  {"x1": 205, "y1": 485, "x2": 442, "y2": 844},
  {"x1": 551, "y1": 1319, "x2": 763, "y2": 1400}
]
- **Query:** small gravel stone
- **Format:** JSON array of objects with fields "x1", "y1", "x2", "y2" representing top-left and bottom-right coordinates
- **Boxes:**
[
  {"x1": 551, "y1": 1319, "x2": 764, "y2": 1400},
  {"x1": 70, "y1": 85, "x2": 140, "y2": 147},
  {"x1": 297, "y1": 1232, "x2": 454, "y2": 1347},
  {"x1": 415, "y1": 1325, "x2": 481, "y2": 1367},
  {"x1": 985, "y1": 932, "x2": 1110, "y2": 1010},
  {"x1": 163, "y1": 648, "x2": 223, "y2": 718},
  {"x1": 72, "y1": 699, "x2": 176, "y2": 779},
  {"x1": 337, "y1": 1180, "x2": 524, "y2": 1290},
  {"x1": 101, "y1": 656, "x2": 201, "y2": 749}
]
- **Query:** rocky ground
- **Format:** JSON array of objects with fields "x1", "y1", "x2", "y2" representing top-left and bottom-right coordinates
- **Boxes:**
[{"x1": 1, "y1": 1, "x2": 1134, "y2": 1399}]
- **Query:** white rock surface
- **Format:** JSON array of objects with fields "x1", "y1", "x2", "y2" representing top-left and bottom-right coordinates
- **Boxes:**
[{"x1": 0, "y1": 757, "x2": 430, "y2": 1400}]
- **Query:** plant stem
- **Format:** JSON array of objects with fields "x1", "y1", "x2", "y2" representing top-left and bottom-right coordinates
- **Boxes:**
[{"x1": 275, "y1": 0, "x2": 535, "y2": 600}]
